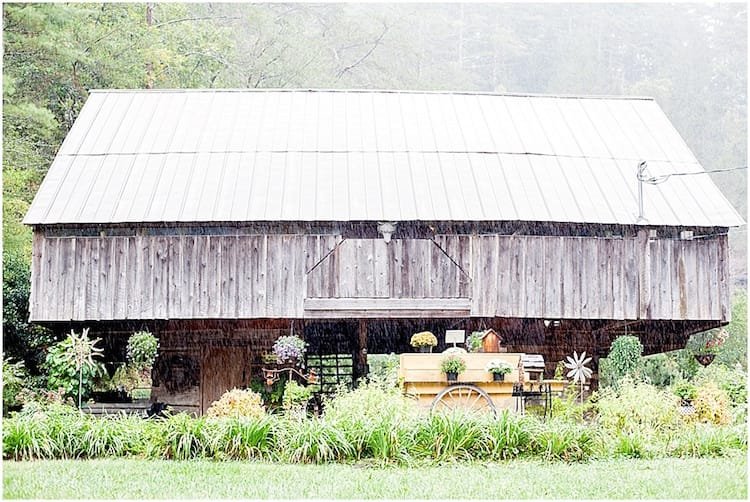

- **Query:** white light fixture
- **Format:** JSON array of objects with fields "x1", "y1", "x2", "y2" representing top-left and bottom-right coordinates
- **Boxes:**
[{"x1": 377, "y1": 221, "x2": 397, "y2": 244}]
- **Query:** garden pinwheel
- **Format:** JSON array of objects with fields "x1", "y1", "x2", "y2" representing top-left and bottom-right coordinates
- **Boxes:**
[{"x1": 564, "y1": 350, "x2": 592, "y2": 403}]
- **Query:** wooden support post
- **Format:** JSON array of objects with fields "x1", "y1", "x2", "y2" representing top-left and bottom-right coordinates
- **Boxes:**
[{"x1": 354, "y1": 319, "x2": 368, "y2": 384}]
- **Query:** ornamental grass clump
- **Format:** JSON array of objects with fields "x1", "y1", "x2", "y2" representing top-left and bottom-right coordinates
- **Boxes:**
[
  {"x1": 272, "y1": 335, "x2": 306, "y2": 365},
  {"x1": 410, "y1": 331, "x2": 437, "y2": 348},
  {"x1": 414, "y1": 411, "x2": 489, "y2": 461},
  {"x1": 323, "y1": 381, "x2": 419, "y2": 462}
]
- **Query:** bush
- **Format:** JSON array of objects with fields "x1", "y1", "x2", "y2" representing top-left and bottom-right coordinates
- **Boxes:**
[
  {"x1": 3, "y1": 358, "x2": 26, "y2": 414},
  {"x1": 126, "y1": 331, "x2": 159, "y2": 369},
  {"x1": 594, "y1": 378, "x2": 681, "y2": 434},
  {"x1": 44, "y1": 330, "x2": 106, "y2": 404},
  {"x1": 672, "y1": 380, "x2": 698, "y2": 402},
  {"x1": 205, "y1": 388, "x2": 265, "y2": 419},
  {"x1": 691, "y1": 382, "x2": 732, "y2": 425}
]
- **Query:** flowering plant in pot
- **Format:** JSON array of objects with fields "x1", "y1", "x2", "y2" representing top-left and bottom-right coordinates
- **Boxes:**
[
  {"x1": 272, "y1": 335, "x2": 307, "y2": 366},
  {"x1": 440, "y1": 355, "x2": 466, "y2": 383},
  {"x1": 689, "y1": 329, "x2": 727, "y2": 366},
  {"x1": 410, "y1": 331, "x2": 437, "y2": 353},
  {"x1": 485, "y1": 360, "x2": 513, "y2": 381}
]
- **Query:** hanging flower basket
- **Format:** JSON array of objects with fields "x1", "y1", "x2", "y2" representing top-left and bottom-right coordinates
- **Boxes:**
[{"x1": 694, "y1": 353, "x2": 715, "y2": 367}]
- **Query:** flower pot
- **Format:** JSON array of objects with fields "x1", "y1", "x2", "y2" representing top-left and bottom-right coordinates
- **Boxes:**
[
  {"x1": 445, "y1": 371, "x2": 458, "y2": 383},
  {"x1": 417, "y1": 346, "x2": 432, "y2": 353},
  {"x1": 694, "y1": 354, "x2": 715, "y2": 367},
  {"x1": 492, "y1": 373, "x2": 505, "y2": 382}
]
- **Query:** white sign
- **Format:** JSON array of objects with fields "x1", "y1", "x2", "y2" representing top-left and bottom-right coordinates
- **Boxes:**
[{"x1": 445, "y1": 330, "x2": 465, "y2": 344}]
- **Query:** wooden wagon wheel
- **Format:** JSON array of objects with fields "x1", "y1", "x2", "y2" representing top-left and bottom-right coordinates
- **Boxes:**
[{"x1": 430, "y1": 384, "x2": 497, "y2": 417}]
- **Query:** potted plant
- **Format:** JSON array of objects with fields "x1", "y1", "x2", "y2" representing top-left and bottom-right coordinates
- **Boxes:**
[
  {"x1": 410, "y1": 331, "x2": 438, "y2": 353},
  {"x1": 689, "y1": 329, "x2": 727, "y2": 366},
  {"x1": 466, "y1": 331, "x2": 484, "y2": 353},
  {"x1": 272, "y1": 335, "x2": 307, "y2": 366},
  {"x1": 672, "y1": 380, "x2": 698, "y2": 406},
  {"x1": 440, "y1": 355, "x2": 466, "y2": 383},
  {"x1": 485, "y1": 359, "x2": 513, "y2": 381}
]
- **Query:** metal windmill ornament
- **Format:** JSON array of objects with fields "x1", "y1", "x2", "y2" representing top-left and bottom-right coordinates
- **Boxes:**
[{"x1": 564, "y1": 351, "x2": 592, "y2": 403}]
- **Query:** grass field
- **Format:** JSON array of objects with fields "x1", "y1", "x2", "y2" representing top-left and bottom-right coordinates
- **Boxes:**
[{"x1": 3, "y1": 456, "x2": 747, "y2": 499}]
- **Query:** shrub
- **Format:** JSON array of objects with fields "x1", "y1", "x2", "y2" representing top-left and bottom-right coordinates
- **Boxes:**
[
  {"x1": 367, "y1": 353, "x2": 400, "y2": 388},
  {"x1": 126, "y1": 331, "x2": 159, "y2": 369},
  {"x1": 2, "y1": 358, "x2": 26, "y2": 414},
  {"x1": 282, "y1": 380, "x2": 313, "y2": 413},
  {"x1": 205, "y1": 388, "x2": 265, "y2": 419},
  {"x1": 691, "y1": 382, "x2": 732, "y2": 425},
  {"x1": 672, "y1": 380, "x2": 698, "y2": 402},
  {"x1": 44, "y1": 329, "x2": 106, "y2": 405},
  {"x1": 594, "y1": 378, "x2": 681, "y2": 434}
]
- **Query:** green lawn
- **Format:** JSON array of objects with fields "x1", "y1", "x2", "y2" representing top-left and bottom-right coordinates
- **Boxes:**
[{"x1": 3, "y1": 456, "x2": 747, "y2": 499}]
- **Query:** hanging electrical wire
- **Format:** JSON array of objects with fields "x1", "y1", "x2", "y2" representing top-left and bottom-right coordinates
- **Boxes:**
[{"x1": 638, "y1": 163, "x2": 747, "y2": 185}]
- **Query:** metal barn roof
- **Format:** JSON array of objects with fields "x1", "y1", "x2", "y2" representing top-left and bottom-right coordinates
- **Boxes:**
[{"x1": 24, "y1": 89, "x2": 743, "y2": 227}]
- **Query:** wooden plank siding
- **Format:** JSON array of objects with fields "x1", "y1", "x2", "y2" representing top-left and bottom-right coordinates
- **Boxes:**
[{"x1": 29, "y1": 231, "x2": 730, "y2": 322}]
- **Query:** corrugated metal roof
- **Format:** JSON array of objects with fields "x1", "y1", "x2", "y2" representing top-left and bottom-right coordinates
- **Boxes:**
[{"x1": 24, "y1": 89, "x2": 743, "y2": 227}]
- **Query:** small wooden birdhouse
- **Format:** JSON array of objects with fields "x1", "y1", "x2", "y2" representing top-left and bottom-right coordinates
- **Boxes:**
[{"x1": 480, "y1": 329, "x2": 504, "y2": 353}]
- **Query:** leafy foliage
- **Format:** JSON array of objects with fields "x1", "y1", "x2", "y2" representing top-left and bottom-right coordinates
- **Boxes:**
[
  {"x1": 602, "y1": 335, "x2": 644, "y2": 387},
  {"x1": 205, "y1": 388, "x2": 266, "y2": 419},
  {"x1": 440, "y1": 355, "x2": 467, "y2": 375},
  {"x1": 43, "y1": 330, "x2": 105, "y2": 404},
  {"x1": 2, "y1": 358, "x2": 27, "y2": 414},
  {"x1": 126, "y1": 331, "x2": 159, "y2": 369}
]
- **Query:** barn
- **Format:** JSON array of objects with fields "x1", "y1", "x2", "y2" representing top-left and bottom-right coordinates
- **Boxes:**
[{"x1": 24, "y1": 89, "x2": 743, "y2": 413}]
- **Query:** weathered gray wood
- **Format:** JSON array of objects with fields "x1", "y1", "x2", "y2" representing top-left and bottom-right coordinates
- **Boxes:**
[
  {"x1": 126, "y1": 236, "x2": 138, "y2": 318},
  {"x1": 637, "y1": 230, "x2": 651, "y2": 319},
  {"x1": 304, "y1": 297, "x2": 471, "y2": 312},
  {"x1": 153, "y1": 236, "x2": 169, "y2": 319},
  {"x1": 718, "y1": 234, "x2": 729, "y2": 321},
  {"x1": 28, "y1": 231, "x2": 731, "y2": 322},
  {"x1": 60, "y1": 238, "x2": 76, "y2": 320}
]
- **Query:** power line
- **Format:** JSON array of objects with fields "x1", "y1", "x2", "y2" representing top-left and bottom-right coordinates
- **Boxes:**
[{"x1": 638, "y1": 164, "x2": 748, "y2": 185}]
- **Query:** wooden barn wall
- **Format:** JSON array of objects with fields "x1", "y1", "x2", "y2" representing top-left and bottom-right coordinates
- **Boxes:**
[
  {"x1": 469, "y1": 234, "x2": 729, "y2": 321},
  {"x1": 306, "y1": 237, "x2": 471, "y2": 298},
  {"x1": 29, "y1": 231, "x2": 729, "y2": 322},
  {"x1": 30, "y1": 234, "x2": 338, "y2": 321}
]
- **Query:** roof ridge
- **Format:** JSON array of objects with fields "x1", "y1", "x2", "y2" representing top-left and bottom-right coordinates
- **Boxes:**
[{"x1": 87, "y1": 88, "x2": 655, "y2": 101}]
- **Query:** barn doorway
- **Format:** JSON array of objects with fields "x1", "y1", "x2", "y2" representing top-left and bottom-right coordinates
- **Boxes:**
[{"x1": 200, "y1": 346, "x2": 252, "y2": 414}]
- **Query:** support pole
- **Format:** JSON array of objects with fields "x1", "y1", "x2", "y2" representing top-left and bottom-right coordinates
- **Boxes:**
[{"x1": 355, "y1": 320, "x2": 368, "y2": 384}]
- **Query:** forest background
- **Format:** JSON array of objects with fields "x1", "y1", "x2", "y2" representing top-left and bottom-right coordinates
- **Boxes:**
[{"x1": 3, "y1": 3, "x2": 747, "y2": 369}]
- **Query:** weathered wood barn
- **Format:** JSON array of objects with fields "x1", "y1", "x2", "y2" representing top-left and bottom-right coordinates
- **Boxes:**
[{"x1": 24, "y1": 89, "x2": 743, "y2": 412}]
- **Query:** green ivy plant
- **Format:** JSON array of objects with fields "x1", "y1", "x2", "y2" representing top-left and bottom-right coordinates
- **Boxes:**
[
  {"x1": 44, "y1": 328, "x2": 105, "y2": 407},
  {"x1": 126, "y1": 331, "x2": 159, "y2": 369},
  {"x1": 606, "y1": 335, "x2": 643, "y2": 388}
]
